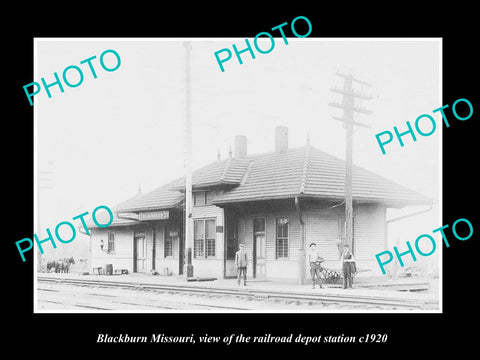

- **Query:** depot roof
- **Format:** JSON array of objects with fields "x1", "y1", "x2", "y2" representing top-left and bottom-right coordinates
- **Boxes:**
[
  {"x1": 112, "y1": 144, "x2": 431, "y2": 215},
  {"x1": 212, "y1": 145, "x2": 431, "y2": 206}
]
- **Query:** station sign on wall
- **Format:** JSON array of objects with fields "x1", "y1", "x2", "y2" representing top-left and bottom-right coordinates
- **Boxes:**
[{"x1": 138, "y1": 210, "x2": 169, "y2": 221}]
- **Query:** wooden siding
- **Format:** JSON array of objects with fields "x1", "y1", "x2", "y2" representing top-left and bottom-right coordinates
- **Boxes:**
[
  {"x1": 230, "y1": 202, "x2": 386, "y2": 280},
  {"x1": 90, "y1": 221, "x2": 183, "y2": 275},
  {"x1": 145, "y1": 227, "x2": 153, "y2": 270},
  {"x1": 155, "y1": 223, "x2": 165, "y2": 259},
  {"x1": 304, "y1": 203, "x2": 386, "y2": 261},
  {"x1": 153, "y1": 221, "x2": 184, "y2": 274},
  {"x1": 192, "y1": 204, "x2": 224, "y2": 260},
  {"x1": 90, "y1": 226, "x2": 135, "y2": 272},
  {"x1": 305, "y1": 210, "x2": 341, "y2": 261},
  {"x1": 89, "y1": 202, "x2": 387, "y2": 279},
  {"x1": 354, "y1": 203, "x2": 386, "y2": 260},
  {"x1": 235, "y1": 207, "x2": 302, "y2": 279}
]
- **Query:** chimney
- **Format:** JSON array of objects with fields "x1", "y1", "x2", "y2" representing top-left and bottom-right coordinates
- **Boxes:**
[
  {"x1": 234, "y1": 135, "x2": 247, "y2": 158},
  {"x1": 275, "y1": 126, "x2": 288, "y2": 153}
]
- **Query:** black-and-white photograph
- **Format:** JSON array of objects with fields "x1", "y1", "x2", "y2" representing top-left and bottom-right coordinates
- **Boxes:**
[{"x1": 34, "y1": 38, "x2": 441, "y2": 313}]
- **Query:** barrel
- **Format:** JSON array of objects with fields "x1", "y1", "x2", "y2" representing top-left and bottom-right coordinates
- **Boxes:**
[{"x1": 103, "y1": 264, "x2": 113, "y2": 275}]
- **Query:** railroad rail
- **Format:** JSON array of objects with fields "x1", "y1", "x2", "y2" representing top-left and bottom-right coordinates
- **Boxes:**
[
  {"x1": 37, "y1": 276, "x2": 438, "y2": 310},
  {"x1": 37, "y1": 290, "x2": 250, "y2": 311}
]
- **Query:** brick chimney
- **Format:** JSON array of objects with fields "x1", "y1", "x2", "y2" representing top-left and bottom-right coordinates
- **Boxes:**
[
  {"x1": 275, "y1": 126, "x2": 288, "y2": 153},
  {"x1": 234, "y1": 135, "x2": 247, "y2": 158}
]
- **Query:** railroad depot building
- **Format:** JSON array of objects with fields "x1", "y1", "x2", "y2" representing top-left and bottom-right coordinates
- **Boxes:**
[{"x1": 89, "y1": 127, "x2": 431, "y2": 281}]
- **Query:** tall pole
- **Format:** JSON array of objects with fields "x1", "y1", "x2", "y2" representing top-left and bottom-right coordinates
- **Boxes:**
[
  {"x1": 344, "y1": 76, "x2": 354, "y2": 252},
  {"x1": 183, "y1": 41, "x2": 194, "y2": 278},
  {"x1": 329, "y1": 73, "x2": 372, "y2": 253}
]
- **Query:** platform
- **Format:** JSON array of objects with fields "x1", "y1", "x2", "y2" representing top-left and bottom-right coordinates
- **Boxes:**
[{"x1": 36, "y1": 271, "x2": 440, "y2": 307}]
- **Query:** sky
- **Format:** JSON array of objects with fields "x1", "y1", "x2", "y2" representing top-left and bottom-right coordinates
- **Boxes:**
[{"x1": 35, "y1": 38, "x2": 441, "y2": 260}]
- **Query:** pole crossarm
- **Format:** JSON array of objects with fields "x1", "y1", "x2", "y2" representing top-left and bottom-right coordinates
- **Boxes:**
[
  {"x1": 328, "y1": 101, "x2": 373, "y2": 114},
  {"x1": 330, "y1": 87, "x2": 373, "y2": 100},
  {"x1": 335, "y1": 72, "x2": 372, "y2": 87},
  {"x1": 328, "y1": 73, "x2": 373, "y2": 252}
]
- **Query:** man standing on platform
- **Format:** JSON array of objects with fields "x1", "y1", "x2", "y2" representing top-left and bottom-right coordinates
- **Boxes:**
[
  {"x1": 308, "y1": 243, "x2": 324, "y2": 289},
  {"x1": 235, "y1": 243, "x2": 248, "y2": 286},
  {"x1": 341, "y1": 244, "x2": 356, "y2": 289}
]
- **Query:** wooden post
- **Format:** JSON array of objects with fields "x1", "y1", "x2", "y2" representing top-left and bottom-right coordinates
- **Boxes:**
[
  {"x1": 151, "y1": 224, "x2": 156, "y2": 271},
  {"x1": 295, "y1": 197, "x2": 305, "y2": 285}
]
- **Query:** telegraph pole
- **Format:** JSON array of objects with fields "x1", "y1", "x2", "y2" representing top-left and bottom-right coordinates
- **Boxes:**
[
  {"x1": 329, "y1": 73, "x2": 372, "y2": 253},
  {"x1": 183, "y1": 41, "x2": 194, "y2": 278}
]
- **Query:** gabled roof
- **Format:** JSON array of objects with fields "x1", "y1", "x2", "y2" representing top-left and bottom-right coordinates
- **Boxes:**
[
  {"x1": 212, "y1": 145, "x2": 432, "y2": 206},
  {"x1": 115, "y1": 180, "x2": 184, "y2": 213},
  {"x1": 114, "y1": 158, "x2": 250, "y2": 213},
  {"x1": 211, "y1": 147, "x2": 306, "y2": 203},
  {"x1": 111, "y1": 144, "x2": 431, "y2": 216},
  {"x1": 87, "y1": 182, "x2": 183, "y2": 229},
  {"x1": 83, "y1": 193, "x2": 144, "y2": 229},
  {"x1": 169, "y1": 156, "x2": 251, "y2": 190}
]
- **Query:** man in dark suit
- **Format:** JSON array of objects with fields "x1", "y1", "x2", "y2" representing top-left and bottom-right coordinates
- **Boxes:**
[
  {"x1": 341, "y1": 244, "x2": 356, "y2": 289},
  {"x1": 235, "y1": 243, "x2": 248, "y2": 286}
]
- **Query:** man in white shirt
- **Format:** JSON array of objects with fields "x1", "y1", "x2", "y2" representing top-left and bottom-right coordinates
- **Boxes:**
[
  {"x1": 235, "y1": 244, "x2": 248, "y2": 286},
  {"x1": 308, "y1": 243, "x2": 324, "y2": 289}
]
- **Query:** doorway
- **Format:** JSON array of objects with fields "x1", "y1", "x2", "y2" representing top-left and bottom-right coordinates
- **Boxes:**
[
  {"x1": 224, "y1": 211, "x2": 238, "y2": 278},
  {"x1": 253, "y1": 218, "x2": 266, "y2": 279},
  {"x1": 134, "y1": 230, "x2": 146, "y2": 272}
]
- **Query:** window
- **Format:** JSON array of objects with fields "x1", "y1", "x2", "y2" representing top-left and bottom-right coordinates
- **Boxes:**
[
  {"x1": 340, "y1": 216, "x2": 355, "y2": 254},
  {"x1": 193, "y1": 191, "x2": 215, "y2": 206},
  {"x1": 107, "y1": 232, "x2": 115, "y2": 253},
  {"x1": 164, "y1": 226, "x2": 173, "y2": 258},
  {"x1": 205, "y1": 219, "x2": 216, "y2": 257},
  {"x1": 194, "y1": 219, "x2": 216, "y2": 258},
  {"x1": 254, "y1": 218, "x2": 266, "y2": 233},
  {"x1": 194, "y1": 220, "x2": 204, "y2": 257},
  {"x1": 275, "y1": 217, "x2": 289, "y2": 258},
  {"x1": 194, "y1": 192, "x2": 206, "y2": 207},
  {"x1": 205, "y1": 191, "x2": 215, "y2": 204}
]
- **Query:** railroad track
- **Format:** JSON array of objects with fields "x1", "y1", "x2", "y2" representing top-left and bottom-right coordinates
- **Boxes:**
[
  {"x1": 37, "y1": 276, "x2": 438, "y2": 310},
  {"x1": 37, "y1": 288, "x2": 250, "y2": 311}
]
